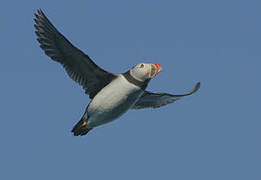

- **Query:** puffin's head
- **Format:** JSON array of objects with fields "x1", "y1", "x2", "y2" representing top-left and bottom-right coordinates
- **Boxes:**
[{"x1": 130, "y1": 63, "x2": 162, "y2": 82}]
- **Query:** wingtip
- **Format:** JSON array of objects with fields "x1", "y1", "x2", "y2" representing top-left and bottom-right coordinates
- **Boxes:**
[
  {"x1": 195, "y1": 82, "x2": 201, "y2": 91},
  {"x1": 34, "y1": 9, "x2": 45, "y2": 19},
  {"x1": 37, "y1": 8, "x2": 43, "y2": 14},
  {"x1": 190, "y1": 82, "x2": 200, "y2": 94},
  {"x1": 185, "y1": 82, "x2": 200, "y2": 96},
  {"x1": 34, "y1": 9, "x2": 43, "y2": 23}
]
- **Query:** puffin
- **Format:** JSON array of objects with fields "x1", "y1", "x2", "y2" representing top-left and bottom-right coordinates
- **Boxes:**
[{"x1": 34, "y1": 9, "x2": 200, "y2": 136}]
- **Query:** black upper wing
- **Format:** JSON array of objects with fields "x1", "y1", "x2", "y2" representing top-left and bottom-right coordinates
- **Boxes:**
[
  {"x1": 132, "y1": 82, "x2": 200, "y2": 109},
  {"x1": 34, "y1": 9, "x2": 116, "y2": 99}
]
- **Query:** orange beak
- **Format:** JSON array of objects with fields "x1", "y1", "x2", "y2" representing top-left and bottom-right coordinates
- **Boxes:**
[{"x1": 152, "y1": 63, "x2": 163, "y2": 76}]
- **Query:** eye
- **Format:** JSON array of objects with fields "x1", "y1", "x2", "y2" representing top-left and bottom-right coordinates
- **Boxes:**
[{"x1": 139, "y1": 64, "x2": 144, "y2": 68}]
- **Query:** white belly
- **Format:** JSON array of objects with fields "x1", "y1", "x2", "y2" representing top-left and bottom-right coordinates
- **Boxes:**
[{"x1": 86, "y1": 75, "x2": 143, "y2": 128}]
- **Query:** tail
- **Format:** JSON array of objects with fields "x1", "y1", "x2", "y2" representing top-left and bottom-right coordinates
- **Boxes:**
[{"x1": 71, "y1": 116, "x2": 93, "y2": 136}]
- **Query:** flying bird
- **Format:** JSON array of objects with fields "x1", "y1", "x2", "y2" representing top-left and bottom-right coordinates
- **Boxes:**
[{"x1": 34, "y1": 9, "x2": 200, "y2": 136}]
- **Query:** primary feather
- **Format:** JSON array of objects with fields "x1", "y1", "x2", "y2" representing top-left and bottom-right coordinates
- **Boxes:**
[{"x1": 34, "y1": 9, "x2": 116, "y2": 99}]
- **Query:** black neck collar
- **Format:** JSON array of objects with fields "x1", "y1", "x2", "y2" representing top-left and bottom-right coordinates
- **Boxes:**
[{"x1": 123, "y1": 71, "x2": 150, "y2": 90}]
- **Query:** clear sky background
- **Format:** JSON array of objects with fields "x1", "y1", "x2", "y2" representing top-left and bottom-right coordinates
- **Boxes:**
[{"x1": 0, "y1": 0, "x2": 260, "y2": 179}]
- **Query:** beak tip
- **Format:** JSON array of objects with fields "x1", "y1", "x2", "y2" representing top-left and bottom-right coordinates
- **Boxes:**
[
  {"x1": 154, "y1": 63, "x2": 162, "y2": 70},
  {"x1": 152, "y1": 63, "x2": 163, "y2": 76}
]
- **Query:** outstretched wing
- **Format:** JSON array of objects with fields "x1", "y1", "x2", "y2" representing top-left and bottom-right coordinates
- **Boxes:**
[
  {"x1": 132, "y1": 82, "x2": 200, "y2": 109},
  {"x1": 34, "y1": 9, "x2": 116, "y2": 99}
]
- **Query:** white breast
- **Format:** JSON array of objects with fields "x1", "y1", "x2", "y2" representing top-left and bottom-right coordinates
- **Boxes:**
[{"x1": 86, "y1": 74, "x2": 143, "y2": 127}]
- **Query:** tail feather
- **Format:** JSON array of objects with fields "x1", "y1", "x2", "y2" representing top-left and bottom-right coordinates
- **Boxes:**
[{"x1": 71, "y1": 117, "x2": 93, "y2": 136}]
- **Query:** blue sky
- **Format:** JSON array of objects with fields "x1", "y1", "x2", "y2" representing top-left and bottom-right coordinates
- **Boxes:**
[{"x1": 0, "y1": 0, "x2": 260, "y2": 179}]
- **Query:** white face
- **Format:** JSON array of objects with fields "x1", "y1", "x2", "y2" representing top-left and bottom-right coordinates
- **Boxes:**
[{"x1": 130, "y1": 63, "x2": 162, "y2": 82}]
